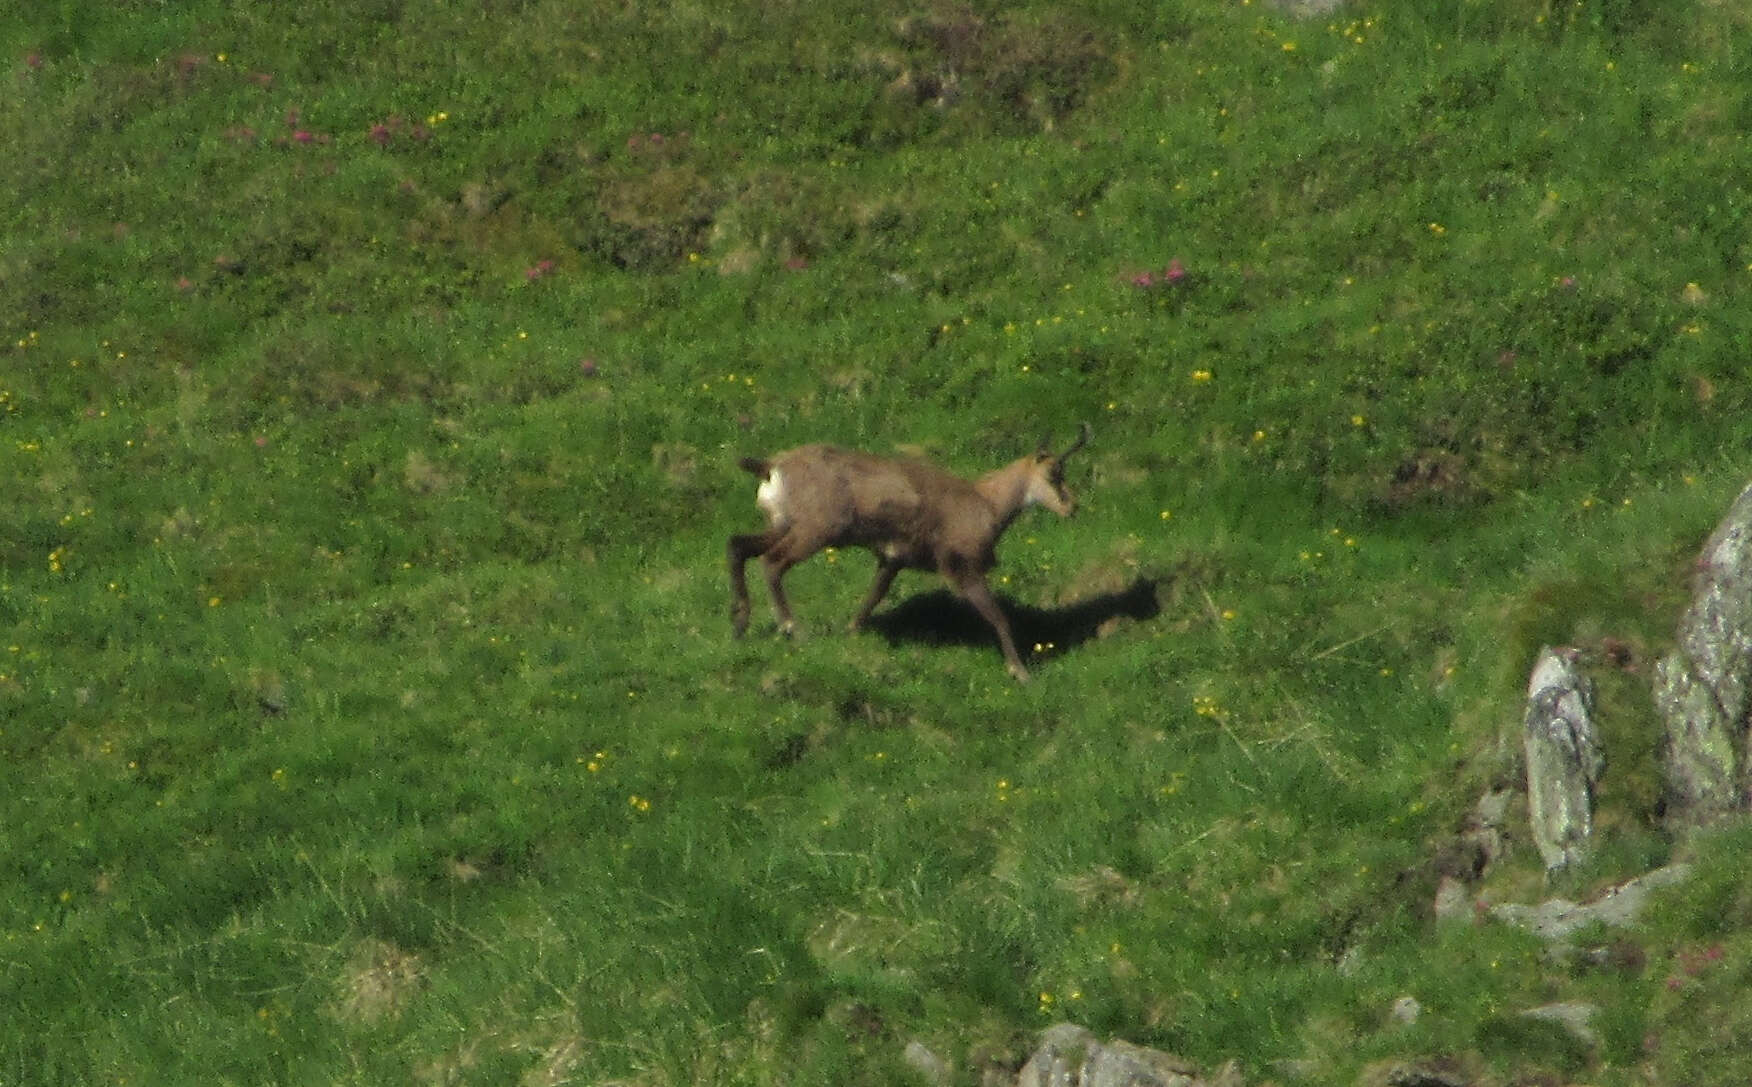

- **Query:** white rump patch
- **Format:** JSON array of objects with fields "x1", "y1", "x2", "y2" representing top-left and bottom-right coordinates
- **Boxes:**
[{"x1": 756, "y1": 469, "x2": 785, "y2": 523}]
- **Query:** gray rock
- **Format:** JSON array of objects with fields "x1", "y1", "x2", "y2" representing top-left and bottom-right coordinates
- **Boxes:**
[
  {"x1": 1384, "y1": 1066, "x2": 1467, "y2": 1087},
  {"x1": 1336, "y1": 943, "x2": 1365, "y2": 977},
  {"x1": 1268, "y1": 1058, "x2": 1320, "y2": 1081},
  {"x1": 1017, "y1": 1024, "x2": 1098, "y2": 1087},
  {"x1": 1491, "y1": 863, "x2": 1692, "y2": 941},
  {"x1": 1471, "y1": 789, "x2": 1510, "y2": 850},
  {"x1": 904, "y1": 1039, "x2": 952, "y2": 1085},
  {"x1": 1520, "y1": 1002, "x2": 1600, "y2": 1049},
  {"x1": 1016, "y1": 1025, "x2": 1210, "y2": 1087},
  {"x1": 1441, "y1": 790, "x2": 1509, "y2": 871},
  {"x1": 1085, "y1": 1039, "x2": 1202, "y2": 1087},
  {"x1": 1432, "y1": 789, "x2": 1512, "y2": 920},
  {"x1": 1432, "y1": 875, "x2": 1472, "y2": 923},
  {"x1": 1523, "y1": 647, "x2": 1604, "y2": 870},
  {"x1": 1654, "y1": 480, "x2": 1752, "y2": 824},
  {"x1": 1267, "y1": 0, "x2": 1345, "y2": 15},
  {"x1": 1205, "y1": 1061, "x2": 1245, "y2": 1087},
  {"x1": 1389, "y1": 995, "x2": 1422, "y2": 1026}
]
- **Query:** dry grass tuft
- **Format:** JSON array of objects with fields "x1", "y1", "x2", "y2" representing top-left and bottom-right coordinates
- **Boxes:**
[{"x1": 337, "y1": 938, "x2": 425, "y2": 1025}]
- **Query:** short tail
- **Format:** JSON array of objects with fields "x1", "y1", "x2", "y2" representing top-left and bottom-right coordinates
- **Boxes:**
[{"x1": 738, "y1": 456, "x2": 770, "y2": 479}]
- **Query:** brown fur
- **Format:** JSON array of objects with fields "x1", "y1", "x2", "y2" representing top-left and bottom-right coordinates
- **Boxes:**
[{"x1": 728, "y1": 426, "x2": 1088, "y2": 682}]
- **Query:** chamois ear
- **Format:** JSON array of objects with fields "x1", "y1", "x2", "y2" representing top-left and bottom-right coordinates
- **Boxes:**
[
  {"x1": 1034, "y1": 433, "x2": 1052, "y2": 459},
  {"x1": 1057, "y1": 422, "x2": 1091, "y2": 463}
]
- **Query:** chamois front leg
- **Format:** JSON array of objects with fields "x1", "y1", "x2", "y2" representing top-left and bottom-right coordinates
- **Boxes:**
[
  {"x1": 848, "y1": 558, "x2": 901, "y2": 633},
  {"x1": 957, "y1": 575, "x2": 1030, "y2": 684}
]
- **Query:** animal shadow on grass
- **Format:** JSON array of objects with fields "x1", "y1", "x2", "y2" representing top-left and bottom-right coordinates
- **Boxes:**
[{"x1": 864, "y1": 577, "x2": 1163, "y2": 666}]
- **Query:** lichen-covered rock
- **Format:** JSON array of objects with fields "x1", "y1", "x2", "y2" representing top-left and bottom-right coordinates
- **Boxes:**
[
  {"x1": 1015, "y1": 1024, "x2": 1226, "y2": 1087},
  {"x1": 1490, "y1": 863, "x2": 1692, "y2": 942},
  {"x1": 1523, "y1": 647, "x2": 1604, "y2": 870},
  {"x1": 1016, "y1": 1023, "x2": 1098, "y2": 1087},
  {"x1": 1654, "y1": 480, "x2": 1752, "y2": 824}
]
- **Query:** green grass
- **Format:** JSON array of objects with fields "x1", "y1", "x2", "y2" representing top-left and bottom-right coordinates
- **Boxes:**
[{"x1": 7, "y1": 0, "x2": 1752, "y2": 1082}]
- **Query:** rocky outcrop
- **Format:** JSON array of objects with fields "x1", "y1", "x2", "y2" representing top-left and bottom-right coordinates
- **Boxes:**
[
  {"x1": 1490, "y1": 863, "x2": 1692, "y2": 942},
  {"x1": 1523, "y1": 647, "x2": 1604, "y2": 870},
  {"x1": 1432, "y1": 789, "x2": 1511, "y2": 922},
  {"x1": 1654, "y1": 480, "x2": 1752, "y2": 824},
  {"x1": 1017, "y1": 1024, "x2": 1241, "y2": 1087}
]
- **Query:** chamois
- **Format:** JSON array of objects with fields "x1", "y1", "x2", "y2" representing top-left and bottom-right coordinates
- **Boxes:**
[{"x1": 728, "y1": 425, "x2": 1090, "y2": 683}]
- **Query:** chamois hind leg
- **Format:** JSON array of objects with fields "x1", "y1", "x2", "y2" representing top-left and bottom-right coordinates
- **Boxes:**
[
  {"x1": 728, "y1": 532, "x2": 773, "y2": 637},
  {"x1": 848, "y1": 558, "x2": 902, "y2": 633},
  {"x1": 956, "y1": 574, "x2": 1030, "y2": 683}
]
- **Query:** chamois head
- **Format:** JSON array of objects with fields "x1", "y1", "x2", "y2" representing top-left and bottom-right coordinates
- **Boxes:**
[{"x1": 1023, "y1": 422, "x2": 1091, "y2": 518}]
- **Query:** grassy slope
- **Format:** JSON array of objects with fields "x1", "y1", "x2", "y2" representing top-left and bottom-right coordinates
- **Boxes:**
[{"x1": 5, "y1": 0, "x2": 1752, "y2": 1082}]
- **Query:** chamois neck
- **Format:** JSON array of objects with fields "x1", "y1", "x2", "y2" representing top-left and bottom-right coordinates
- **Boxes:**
[{"x1": 974, "y1": 459, "x2": 1036, "y2": 531}]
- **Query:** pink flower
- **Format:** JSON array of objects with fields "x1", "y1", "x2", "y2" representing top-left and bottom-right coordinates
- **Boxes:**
[
  {"x1": 578, "y1": 357, "x2": 599, "y2": 378},
  {"x1": 1165, "y1": 258, "x2": 1186, "y2": 283},
  {"x1": 292, "y1": 129, "x2": 314, "y2": 144},
  {"x1": 1131, "y1": 271, "x2": 1155, "y2": 289},
  {"x1": 369, "y1": 123, "x2": 391, "y2": 147},
  {"x1": 176, "y1": 276, "x2": 194, "y2": 293}
]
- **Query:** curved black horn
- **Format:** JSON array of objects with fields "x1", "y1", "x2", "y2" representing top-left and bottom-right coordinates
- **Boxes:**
[{"x1": 1058, "y1": 421, "x2": 1091, "y2": 460}]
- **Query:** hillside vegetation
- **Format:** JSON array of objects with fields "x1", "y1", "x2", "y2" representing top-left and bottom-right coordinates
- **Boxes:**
[{"x1": 6, "y1": 0, "x2": 1752, "y2": 1083}]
